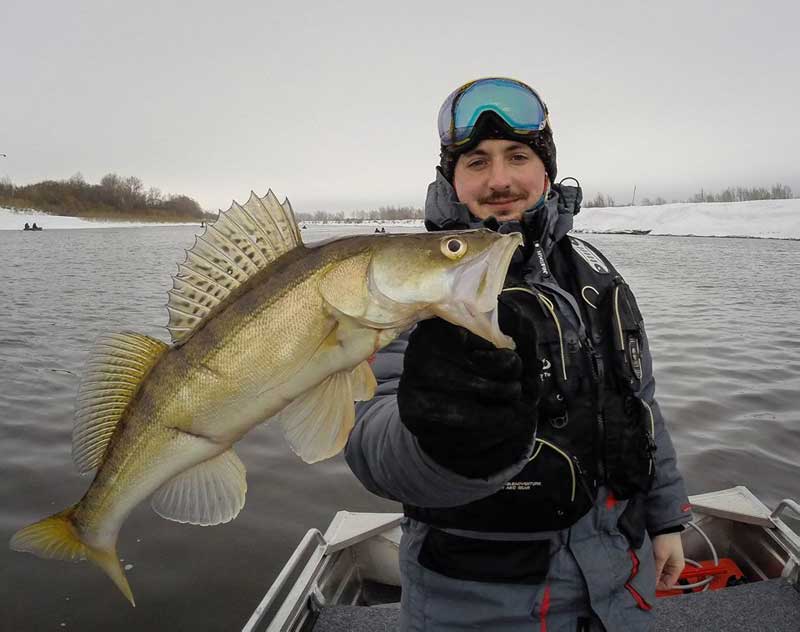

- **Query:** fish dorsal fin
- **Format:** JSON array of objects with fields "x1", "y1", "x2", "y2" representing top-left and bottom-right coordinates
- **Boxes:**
[
  {"x1": 150, "y1": 448, "x2": 247, "y2": 525},
  {"x1": 72, "y1": 333, "x2": 168, "y2": 474},
  {"x1": 242, "y1": 189, "x2": 303, "y2": 255},
  {"x1": 166, "y1": 189, "x2": 303, "y2": 343},
  {"x1": 275, "y1": 361, "x2": 377, "y2": 464}
]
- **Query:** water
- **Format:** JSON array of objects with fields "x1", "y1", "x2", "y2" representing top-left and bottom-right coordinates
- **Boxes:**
[{"x1": 1, "y1": 226, "x2": 798, "y2": 630}]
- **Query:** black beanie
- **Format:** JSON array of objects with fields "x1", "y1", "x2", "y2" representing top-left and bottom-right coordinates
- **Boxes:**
[{"x1": 439, "y1": 111, "x2": 557, "y2": 184}]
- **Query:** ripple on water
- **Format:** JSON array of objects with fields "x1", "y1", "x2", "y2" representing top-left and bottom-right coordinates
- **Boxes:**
[{"x1": 1, "y1": 229, "x2": 798, "y2": 631}]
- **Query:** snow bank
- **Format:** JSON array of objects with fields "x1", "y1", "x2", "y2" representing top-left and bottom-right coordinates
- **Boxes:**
[
  {"x1": 4, "y1": 198, "x2": 799, "y2": 239},
  {"x1": 573, "y1": 198, "x2": 800, "y2": 240},
  {"x1": 301, "y1": 218, "x2": 424, "y2": 226},
  {"x1": 0, "y1": 207, "x2": 200, "y2": 230}
]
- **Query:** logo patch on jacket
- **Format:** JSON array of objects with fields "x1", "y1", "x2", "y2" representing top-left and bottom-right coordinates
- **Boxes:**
[
  {"x1": 504, "y1": 480, "x2": 543, "y2": 491},
  {"x1": 570, "y1": 238, "x2": 609, "y2": 274}
]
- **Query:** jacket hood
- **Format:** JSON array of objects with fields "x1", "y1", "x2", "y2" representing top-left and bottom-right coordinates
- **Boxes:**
[{"x1": 423, "y1": 168, "x2": 578, "y2": 255}]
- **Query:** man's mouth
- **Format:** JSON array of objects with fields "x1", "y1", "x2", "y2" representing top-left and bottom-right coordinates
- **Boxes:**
[{"x1": 483, "y1": 196, "x2": 524, "y2": 206}]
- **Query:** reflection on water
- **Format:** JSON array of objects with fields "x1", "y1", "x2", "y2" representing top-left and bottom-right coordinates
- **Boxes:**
[{"x1": 1, "y1": 226, "x2": 798, "y2": 630}]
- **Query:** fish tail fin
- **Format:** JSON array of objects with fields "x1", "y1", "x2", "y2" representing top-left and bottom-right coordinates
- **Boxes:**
[
  {"x1": 9, "y1": 505, "x2": 135, "y2": 606},
  {"x1": 86, "y1": 545, "x2": 135, "y2": 607}
]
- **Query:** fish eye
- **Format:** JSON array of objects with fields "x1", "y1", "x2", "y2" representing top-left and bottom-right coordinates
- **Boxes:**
[{"x1": 441, "y1": 237, "x2": 467, "y2": 260}]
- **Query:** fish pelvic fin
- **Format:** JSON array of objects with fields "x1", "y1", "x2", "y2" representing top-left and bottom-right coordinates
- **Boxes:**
[{"x1": 9, "y1": 506, "x2": 135, "y2": 607}]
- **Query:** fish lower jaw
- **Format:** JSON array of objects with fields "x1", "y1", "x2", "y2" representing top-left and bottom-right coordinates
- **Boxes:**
[{"x1": 432, "y1": 302, "x2": 514, "y2": 350}]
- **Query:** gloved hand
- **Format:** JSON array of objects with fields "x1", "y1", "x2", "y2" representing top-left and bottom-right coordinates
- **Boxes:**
[{"x1": 398, "y1": 298, "x2": 539, "y2": 478}]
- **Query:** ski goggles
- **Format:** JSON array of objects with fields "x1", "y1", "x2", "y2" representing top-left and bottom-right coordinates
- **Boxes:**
[{"x1": 438, "y1": 77, "x2": 549, "y2": 148}]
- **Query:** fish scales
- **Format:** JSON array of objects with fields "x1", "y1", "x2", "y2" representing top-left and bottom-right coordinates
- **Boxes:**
[
  {"x1": 10, "y1": 191, "x2": 523, "y2": 606},
  {"x1": 74, "y1": 241, "x2": 372, "y2": 539}
]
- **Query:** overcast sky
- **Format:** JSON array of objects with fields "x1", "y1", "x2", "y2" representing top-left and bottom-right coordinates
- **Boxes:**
[{"x1": 2, "y1": 0, "x2": 798, "y2": 213}]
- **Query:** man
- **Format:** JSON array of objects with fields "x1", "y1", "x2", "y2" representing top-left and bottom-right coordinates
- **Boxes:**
[{"x1": 345, "y1": 77, "x2": 691, "y2": 631}]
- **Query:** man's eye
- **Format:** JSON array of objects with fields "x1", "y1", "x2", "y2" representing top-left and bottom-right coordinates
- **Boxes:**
[
  {"x1": 511, "y1": 154, "x2": 529, "y2": 162},
  {"x1": 467, "y1": 159, "x2": 487, "y2": 169}
]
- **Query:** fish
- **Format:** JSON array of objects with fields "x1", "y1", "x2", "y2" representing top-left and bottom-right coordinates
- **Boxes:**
[{"x1": 9, "y1": 189, "x2": 523, "y2": 605}]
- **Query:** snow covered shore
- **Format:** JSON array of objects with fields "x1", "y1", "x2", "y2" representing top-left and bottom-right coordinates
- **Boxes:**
[
  {"x1": 0, "y1": 207, "x2": 200, "y2": 230},
  {"x1": 3, "y1": 199, "x2": 799, "y2": 240},
  {"x1": 573, "y1": 198, "x2": 800, "y2": 240}
]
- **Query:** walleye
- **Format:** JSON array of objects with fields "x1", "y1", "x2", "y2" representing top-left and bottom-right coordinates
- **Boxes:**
[{"x1": 10, "y1": 189, "x2": 522, "y2": 605}]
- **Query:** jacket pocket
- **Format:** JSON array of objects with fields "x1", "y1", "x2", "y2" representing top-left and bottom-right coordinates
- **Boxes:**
[
  {"x1": 603, "y1": 395, "x2": 656, "y2": 499},
  {"x1": 418, "y1": 528, "x2": 551, "y2": 584},
  {"x1": 608, "y1": 277, "x2": 645, "y2": 387},
  {"x1": 499, "y1": 437, "x2": 594, "y2": 531}
]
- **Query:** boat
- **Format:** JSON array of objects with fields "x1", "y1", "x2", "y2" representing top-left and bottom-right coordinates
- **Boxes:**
[{"x1": 242, "y1": 486, "x2": 800, "y2": 632}]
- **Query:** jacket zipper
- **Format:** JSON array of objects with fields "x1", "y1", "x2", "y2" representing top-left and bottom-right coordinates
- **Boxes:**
[
  {"x1": 583, "y1": 335, "x2": 606, "y2": 482},
  {"x1": 572, "y1": 455, "x2": 595, "y2": 502},
  {"x1": 500, "y1": 286, "x2": 567, "y2": 382},
  {"x1": 640, "y1": 400, "x2": 657, "y2": 475},
  {"x1": 613, "y1": 284, "x2": 625, "y2": 351}
]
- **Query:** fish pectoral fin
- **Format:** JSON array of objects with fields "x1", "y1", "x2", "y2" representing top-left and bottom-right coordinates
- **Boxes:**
[
  {"x1": 150, "y1": 449, "x2": 247, "y2": 526},
  {"x1": 351, "y1": 360, "x2": 377, "y2": 401},
  {"x1": 274, "y1": 369, "x2": 363, "y2": 463}
]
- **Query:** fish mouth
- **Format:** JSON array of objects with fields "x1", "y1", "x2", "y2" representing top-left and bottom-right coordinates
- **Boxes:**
[{"x1": 432, "y1": 231, "x2": 523, "y2": 349}]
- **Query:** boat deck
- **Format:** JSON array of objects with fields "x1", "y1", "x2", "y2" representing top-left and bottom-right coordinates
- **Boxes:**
[
  {"x1": 653, "y1": 577, "x2": 799, "y2": 631},
  {"x1": 248, "y1": 492, "x2": 800, "y2": 631},
  {"x1": 312, "y1": 578, "x2": 800, "y2": 632}
]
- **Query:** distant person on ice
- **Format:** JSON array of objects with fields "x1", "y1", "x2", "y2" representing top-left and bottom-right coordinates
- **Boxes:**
[{"x1": 346, "y1": 77, "x2": 691, "y2": 631}]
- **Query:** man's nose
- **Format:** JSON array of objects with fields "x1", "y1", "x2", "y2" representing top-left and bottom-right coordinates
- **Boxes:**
[{"x1": 487, "y1": 161, "x2": 512, "y2": 190}]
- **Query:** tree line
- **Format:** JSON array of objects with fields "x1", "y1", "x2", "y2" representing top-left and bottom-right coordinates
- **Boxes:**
[
  {"x1": 585, "y1": 183, "x2": 794, "y2": 208},
  {"x1": 0, "y1": 173, "x2": 214, "y2": 222},
  {"x1": 295, "y1": 205, "x2": 424, "y2": 223},
  {"x1": 688, "y1": 183, "x2": 793, "y2": 204},
  {"x1": 300, "y1": 183, "x2": 796, "y2": 219},
  {"x1": 3, "y1": 174, "x2": 793, "y2": 221}
]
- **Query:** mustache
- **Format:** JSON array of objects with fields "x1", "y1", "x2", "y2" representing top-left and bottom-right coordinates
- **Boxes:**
[{"x1": 479, "y1": 192, "x2": 526, "y2": 205}]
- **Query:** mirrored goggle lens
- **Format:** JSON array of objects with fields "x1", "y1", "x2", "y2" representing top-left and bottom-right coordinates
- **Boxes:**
[{"x1": 438, "y1": 78, "x2": 547, "y2": 146}]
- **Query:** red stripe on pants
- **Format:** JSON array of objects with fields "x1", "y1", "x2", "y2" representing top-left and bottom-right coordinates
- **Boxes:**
[
  {"x1": 539, "y1": 585, "x2": 551, "y2": 632},
  {"x1": 624, "y1": 550, "x2": 653, "y2": 611}
]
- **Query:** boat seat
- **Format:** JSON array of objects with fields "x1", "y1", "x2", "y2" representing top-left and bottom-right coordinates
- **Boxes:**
[
  {"x1": 313, "y1": 578, "x2": 800, "y2": 631},
  {"x1": 653, "y1": 577, "x2": 800, "y2": 631}
]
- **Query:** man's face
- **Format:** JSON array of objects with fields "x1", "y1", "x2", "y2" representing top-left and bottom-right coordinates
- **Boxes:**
[{"x1": 453, "y1": 139, "x2": 548, "y2": 222}]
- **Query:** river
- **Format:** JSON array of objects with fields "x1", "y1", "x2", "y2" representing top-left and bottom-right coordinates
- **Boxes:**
[{"x1": 1, "y1": 225, "x2": 798, "y2": 631}]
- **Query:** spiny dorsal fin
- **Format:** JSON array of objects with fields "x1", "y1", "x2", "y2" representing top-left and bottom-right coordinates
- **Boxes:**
[
  {"x1": 166, "y1": 189, "x2": 303, "y2": 343},
  {"x1": 72, "y1": 333, "x2": 168, "y2": 474}
]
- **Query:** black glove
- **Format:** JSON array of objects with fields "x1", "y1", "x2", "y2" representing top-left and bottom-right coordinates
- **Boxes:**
[{"x1": 398, "y1": 303, "x2": 538, "y2": 478}]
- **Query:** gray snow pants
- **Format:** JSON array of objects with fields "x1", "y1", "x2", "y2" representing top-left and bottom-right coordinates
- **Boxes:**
[{"x1": 398, "y1": 489, "x2": 656, "y2": 631}]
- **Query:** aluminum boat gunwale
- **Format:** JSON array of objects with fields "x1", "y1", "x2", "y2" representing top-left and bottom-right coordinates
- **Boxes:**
[{"x1": 243, "y1": 486, "x2": 800, "y2": 632}]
